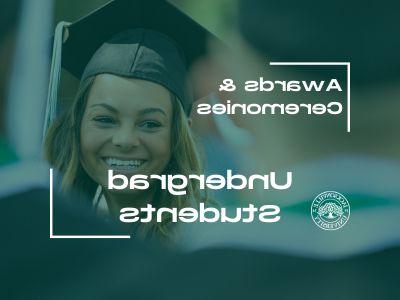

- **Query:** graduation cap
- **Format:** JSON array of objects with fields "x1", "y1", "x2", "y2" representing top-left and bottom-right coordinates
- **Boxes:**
[{"x1": 44, "y1": 0, "x2": 218, "y2": 138}]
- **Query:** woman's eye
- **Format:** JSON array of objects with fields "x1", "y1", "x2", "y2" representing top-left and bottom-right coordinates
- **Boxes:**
[
  {"x1": 92, "y1": 116, "x2": 116, "y2": 125},
  {"x1": 138, "y1": 120, "x2": 162, "y2": 129}
]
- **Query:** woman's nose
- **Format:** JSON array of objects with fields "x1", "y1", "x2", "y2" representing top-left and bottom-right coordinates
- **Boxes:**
[{"x1": 112, "y1": 126, "x2": 140, "y2": 150}]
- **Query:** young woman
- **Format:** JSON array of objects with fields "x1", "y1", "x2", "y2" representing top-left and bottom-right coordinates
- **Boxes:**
[{"x1": 45, "y1": 29, "x2": 206, "y2": 244}]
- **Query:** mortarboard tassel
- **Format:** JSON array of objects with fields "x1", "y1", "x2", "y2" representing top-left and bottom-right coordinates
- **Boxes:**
[{"x1": 42, "y1": 21, "x2": 70, "y2": 140}]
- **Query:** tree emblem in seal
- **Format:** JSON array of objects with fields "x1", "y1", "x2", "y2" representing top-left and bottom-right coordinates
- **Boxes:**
[{"x1": 311, "y1": 191, "x2": 350, "y2": 230}]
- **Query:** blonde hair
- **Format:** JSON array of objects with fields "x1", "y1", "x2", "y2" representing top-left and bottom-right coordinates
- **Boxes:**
[{"x1": 45, "y1": 76, "x2": 206, "y2": 244}]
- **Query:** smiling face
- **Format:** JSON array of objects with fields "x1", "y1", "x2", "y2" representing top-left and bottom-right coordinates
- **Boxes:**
[{"x1": 80, "y1": 74, "x2": 173, "y2": 191}]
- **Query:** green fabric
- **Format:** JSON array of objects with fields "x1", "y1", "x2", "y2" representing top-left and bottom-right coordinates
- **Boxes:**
[{"x1": 0, "y1": 138, "x2": 18, "y2": 166}]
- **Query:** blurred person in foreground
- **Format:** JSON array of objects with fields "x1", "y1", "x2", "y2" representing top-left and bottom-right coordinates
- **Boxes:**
[
  {"x1": 2, "y1": 0, "x2": 400, "y2": 299},
  {"x1": 167, "y1": 1, "x2": 400, "y2": 298},
  {"x1": 183, "y1": 0, "x2": 400, "y2": 258}
]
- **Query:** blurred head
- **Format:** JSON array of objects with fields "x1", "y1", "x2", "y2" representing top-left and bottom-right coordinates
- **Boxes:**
[{"x1": 238, "y1": 0, "x2": 400, "y2": 86}]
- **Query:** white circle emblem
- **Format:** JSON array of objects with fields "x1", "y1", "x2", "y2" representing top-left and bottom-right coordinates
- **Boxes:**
[{"x1": 311, "y1": 191, "x2": 350, "y2": 230}]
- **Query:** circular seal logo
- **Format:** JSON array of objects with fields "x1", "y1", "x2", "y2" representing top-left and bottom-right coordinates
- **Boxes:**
[{"x1": 311, "y1": 191, "x2": 350, "y2": 230}]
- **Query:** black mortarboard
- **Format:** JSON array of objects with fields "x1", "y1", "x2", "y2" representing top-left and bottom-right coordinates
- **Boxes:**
[{"x1": 44, "y1": 0, "x2": 217, "y2": 137}]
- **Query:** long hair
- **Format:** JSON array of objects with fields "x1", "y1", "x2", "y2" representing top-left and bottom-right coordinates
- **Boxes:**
[{"x1": 45, "y1": 76, "x2": 206, "y2": 244}]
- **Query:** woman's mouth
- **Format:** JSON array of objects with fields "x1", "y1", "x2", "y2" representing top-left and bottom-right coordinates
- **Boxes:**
[{"x1": 102, "y1": 157, "x2": 147, "y2": 171}]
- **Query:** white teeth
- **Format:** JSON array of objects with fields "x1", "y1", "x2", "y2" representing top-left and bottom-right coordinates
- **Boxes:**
[{"x1": 104, "y1": 157, "x2": 145, "y2": 168}]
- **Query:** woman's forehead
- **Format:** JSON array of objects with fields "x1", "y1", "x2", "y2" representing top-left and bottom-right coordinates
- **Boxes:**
[{"x1": 87, "y1": 74, "x2": 173, "y2": 114}]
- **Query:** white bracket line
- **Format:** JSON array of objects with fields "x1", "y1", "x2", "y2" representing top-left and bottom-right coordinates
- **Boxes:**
[
  {"x1": 49, "y1": 168, "x2": 131, "y2": 239},
  {"x1": 269, "y1": 62, "x2": 351, "y2": 132}
]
